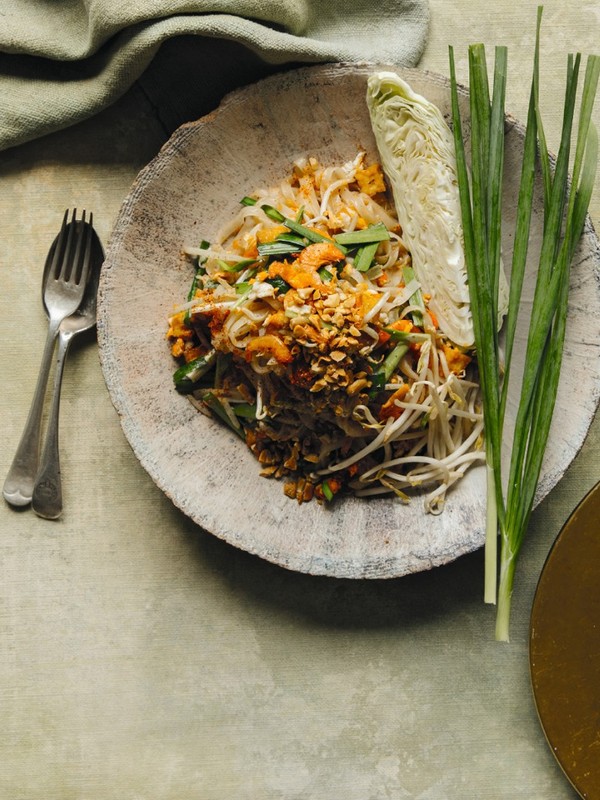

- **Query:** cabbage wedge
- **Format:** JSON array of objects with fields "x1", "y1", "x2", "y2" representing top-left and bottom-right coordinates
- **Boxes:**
[{"x1": 366, "y1": 71, "x2": 507, "y2": 348}]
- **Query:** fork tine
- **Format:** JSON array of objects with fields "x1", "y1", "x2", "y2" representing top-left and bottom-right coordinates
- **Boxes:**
[
  {"x1": 78, "y1": 215, "x2": 94, "y2": 288},
  {"x1": 57, "y1": 208, "x2": 78, "y2": 282},
  {"x1": 70, "y1": 210, "x2": 87, "y2": 284},
  {"x1": 49, "y1": 209, "x2": 69, "y2": 280}
]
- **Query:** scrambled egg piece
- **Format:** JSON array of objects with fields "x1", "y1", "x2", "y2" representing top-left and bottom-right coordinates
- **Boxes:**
[
  {"x1": 443, "y1": 343, "x2": 472, "y2": 375},
  {"x1": 355, "y1": 163, "x2": 386, "y2": 196}
]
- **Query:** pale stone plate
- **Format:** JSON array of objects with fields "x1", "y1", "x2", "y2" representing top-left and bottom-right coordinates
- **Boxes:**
[{"x1": 97, "y1": 64, "x2": 600, "y2": 579}]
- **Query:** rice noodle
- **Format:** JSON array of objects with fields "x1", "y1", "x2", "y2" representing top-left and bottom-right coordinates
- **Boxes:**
[{"x1": 168, "y1": 153, "x2": 483, "y2": 509}]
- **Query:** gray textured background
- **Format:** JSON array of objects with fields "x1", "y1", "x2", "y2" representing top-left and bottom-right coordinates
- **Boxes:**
[{"x1": 1, "y1": 1, "x2": 599, "y2": 797}]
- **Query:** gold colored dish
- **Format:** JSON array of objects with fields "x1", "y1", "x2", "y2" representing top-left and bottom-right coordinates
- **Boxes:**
[{"x1": 530, "y1": 480, "x2": 600, "y2": 799}]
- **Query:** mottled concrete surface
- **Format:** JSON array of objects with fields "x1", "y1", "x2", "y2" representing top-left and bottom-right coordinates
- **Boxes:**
[{"x1": 1, "y1": 2, "x2": 599, "y2": 798}]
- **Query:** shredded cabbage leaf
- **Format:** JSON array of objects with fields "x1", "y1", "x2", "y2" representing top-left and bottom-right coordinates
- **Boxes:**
[{"x1": 366, "y1": 71, "x2": 508, "y2": 348}]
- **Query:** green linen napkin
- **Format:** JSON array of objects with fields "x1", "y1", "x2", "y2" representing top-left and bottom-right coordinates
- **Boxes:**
[{"x1": 0, "y1": 0, "x2": 429, "y2": 152}]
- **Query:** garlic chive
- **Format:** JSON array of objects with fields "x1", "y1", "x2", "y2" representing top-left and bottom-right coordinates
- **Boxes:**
[{"x1": 450, "y1": 7, "x2": 599, "y2": 640}]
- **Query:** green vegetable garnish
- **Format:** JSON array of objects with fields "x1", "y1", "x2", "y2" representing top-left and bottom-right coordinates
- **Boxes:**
[
  {"x1": 353, "y1": 241, "x2": 380, "y2": 272},
  {"x1": 173, "y1": 350, "x2": 217, "y2": 393},
  {"x1": 184, "y1": 241, "x2": 210, "y2": 322},
  {"x1": 370, "y1": 343, "x2": 409, "y2": 395},
  {"x1": 261, "y1": 204, "x2": 347, "y2": 253},
  {"x1": 402, "y1": 264, "x2": 425, "y2": 327},
  {"x1": 449, "y1": 7, "x2": 599, "y2": 640},
  {"x1": 240, "y1": 196, "x2": 257, "y2": 206},
  {"x1": 233, "y1": 403, "x2": 257, "y2": 420},
  {"x1": 202, "y1": 392, "x2": 245, "y2": 438},
  {"x1": 383, "y1": 328, "x2": 429, "y2": 345},
  {"x1": 213, "y1": 353, "x2": 231, "y2": 388},
  {"x1": 184, "y1": 268, "x2": 202, "y2": 324},
  {"x1": 276, "y1": 233, "x2": 309, "y2": 245},
  {"x1": 216, "y1": 258, "x2": 258, "y2": 273},
  {"x1": 321, "y1": 480, "x2": 334, "y2": 502},
  {"x1": 334, "y1": 222, "x2": 390, "y2": 245},
  {"x1": 257, "y1": 241, "x2": 303, "y2": 257},
  {"x1": 381, "y1": 343, "x2": 409, "y2": 383},
  {"x1": 266, "y1": 275, "x2": 291, "y2": 294}
]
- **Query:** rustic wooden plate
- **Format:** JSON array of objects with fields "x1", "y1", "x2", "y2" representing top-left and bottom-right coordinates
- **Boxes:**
[{"x1": 97, "y1": 63, "x2": 600, "y2": 579}]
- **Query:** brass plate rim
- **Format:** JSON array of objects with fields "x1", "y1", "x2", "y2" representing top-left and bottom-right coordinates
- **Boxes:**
[{"x1": 530, "y1": 480, "x2": 600, "y2": 799}]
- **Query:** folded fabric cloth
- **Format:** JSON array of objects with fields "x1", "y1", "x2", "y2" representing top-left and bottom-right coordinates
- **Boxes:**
[{"x1": 0, "y1": 0, "x2": 429, "y2": 152}]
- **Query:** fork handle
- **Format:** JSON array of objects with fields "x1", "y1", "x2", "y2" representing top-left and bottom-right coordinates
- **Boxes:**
[
  {"x1": 3, "y1": 320, "x2": 60, "y2": 506},
  {"x1": 31, "y1": 330, "x2": 73, "y2": 519}
]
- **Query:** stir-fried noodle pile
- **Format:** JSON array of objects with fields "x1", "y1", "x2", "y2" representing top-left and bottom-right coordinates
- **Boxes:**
[{"x1": 167, "y1": 154, "x2": 484, "y2": 511}]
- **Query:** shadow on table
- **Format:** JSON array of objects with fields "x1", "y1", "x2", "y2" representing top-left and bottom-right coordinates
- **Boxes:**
[
  {"x1": 173, "y1": 409, "x2": 600, "y2": 636},
  {"x1": 174, "y1": 503, "x2": 487, "y2": 633}
]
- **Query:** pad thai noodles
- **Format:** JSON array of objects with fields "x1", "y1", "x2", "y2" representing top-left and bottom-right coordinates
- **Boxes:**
[{"x1": 167, "y1": 154, "x2": 485, "y2": 512}]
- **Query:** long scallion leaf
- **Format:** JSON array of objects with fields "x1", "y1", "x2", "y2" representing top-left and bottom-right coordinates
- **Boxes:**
[
  {"x1": 496, "y1": 52, "x2": 599, "y2": 641},
  {"x1": 533, "y1": 8, "x2": 552, "y2": 214},
  {"x1": 499, "y1": 61, "x2": 538, "y2": 431},
  {"x1": 450, "y1": 44, "x2": 505, "y2": 603},
  {"x1": 450, "y1": 9, "x2": 599, "y2": 640}
]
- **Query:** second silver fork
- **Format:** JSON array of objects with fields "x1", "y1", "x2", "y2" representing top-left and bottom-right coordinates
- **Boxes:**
[
  {"x1": 3, "y1": 210, "x2": 94, "y2": 507},
  {"x1": 32, "y1": 228, "x2": 103, "y2": 519}
]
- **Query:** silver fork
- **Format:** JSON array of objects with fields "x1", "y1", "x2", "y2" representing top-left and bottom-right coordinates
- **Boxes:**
[
  {"x1": 3, "y1": 210, "x2": 93, "y2": 507},
  {"x1": 31, "y1": 226, "x2": 103, "y2": 519}
]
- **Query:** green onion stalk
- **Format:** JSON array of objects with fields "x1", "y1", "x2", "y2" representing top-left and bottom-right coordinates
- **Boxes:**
[{"x1": 449, "y1": 7, "x2": 599, "y2": 640}]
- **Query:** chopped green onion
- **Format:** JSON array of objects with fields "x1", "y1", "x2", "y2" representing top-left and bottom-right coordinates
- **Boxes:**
[
  {"x1": 261, "y1": 204, "x2": 347, "y2": 253},
  {"x1": 202, "y1": 392, "x2": 245, "y2": 438},
  {"x1": 321, "y1": 480, "x2": 334, "y2": 502},
  {"x1": 370, "y1": 342, "x2": 409, "y2": 395},
  {"x1": 187, "y1": 271, "x2": 201, "y2": 302},
  {"x1": 233, "y1": 403, "x2": 257, "y2": 420},
  {"x1": 334, "y1": 222, "x2": 390, "y2": 245},
  {"x1": 295, "y1": 205, "x2": 305, "y2": 222},
  {"x1": 257, "y1": 241, "x2": 303, "y2": 257},
  {"x1": 184, "y1": 267, "x2": 203, "y2": 323},
  {"x1": 266, "y1": 275, "x2": 291, "y2": 294},
  {"x1": 382, "y1": 342, "x2": 409, "y2": 382},
  {"x1": 369, "y1": 372, "x2": 387, "y2": 394},
  {"x1": 261, "y1": 204, "x2": 286, "y2": 223},
  {"x1": 383, "y1": 328, "x2": 430, "y2": 344},
  {"x1": 276, "y1": 233, "x2": 308, "y2": 245},
  {"x1": 217, "y1": 258, "x2": 258, "y2": 273},
  {"x1": 240, "y1": 196, "x2": 257, "y2": 206},
  {"x1": 402, "y1": 264, "x2": 425, "y2": 326},
  {"x1": 318, "y1": 266, "x2": 333, "y2": 282},
  {"x1": 214, "y1": 353, "x2": 231, "y2": 388},
  {"x1": 235, "y1": 282, "x2": 252, "y2": 295},
  {"x1": 173, "y1": 350, "x2": 217, "y2": 393},
  {"x1": 354, "y1": 241, "x2": 380, "y2": 272},
  {"x1": 383, "y1": 328, "x2": 409, "y2": 343}
]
